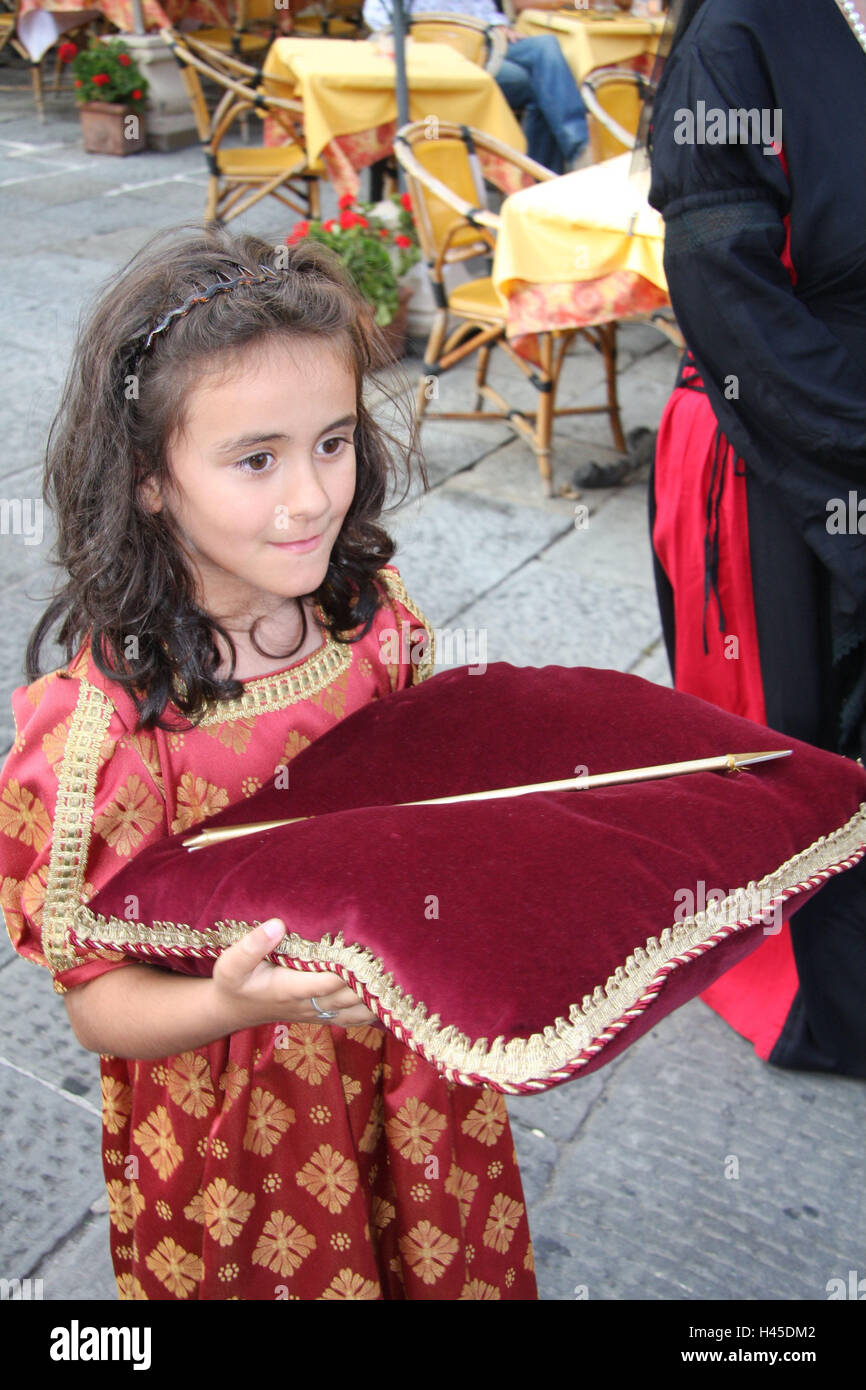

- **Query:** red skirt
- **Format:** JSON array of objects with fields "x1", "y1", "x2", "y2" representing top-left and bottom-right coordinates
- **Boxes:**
[{"x1": 651, "y1": 372, "x2": 800, "y2": 1061}]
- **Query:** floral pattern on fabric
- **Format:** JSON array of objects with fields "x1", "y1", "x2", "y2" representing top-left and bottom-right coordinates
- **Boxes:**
[
  {"x1": 0, "y1": 566, "x2": 536, "y2": 1300},
  {"x1": 504, "y1": 270, "x2": 670, "y2": 359}
]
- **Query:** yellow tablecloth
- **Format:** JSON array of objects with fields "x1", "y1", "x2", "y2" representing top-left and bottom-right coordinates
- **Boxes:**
[
  {"x1": 515, "y1": 9, "x2": 664, "y2": 84},
  {"x1": 263, "y1": 37, "x2": 525, "y2": 168},
  {"x1": 492, "y1": 153, "x2": 669, "y2": 338}
]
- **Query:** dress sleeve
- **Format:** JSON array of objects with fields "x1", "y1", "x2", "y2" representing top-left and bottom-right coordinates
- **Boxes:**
[
  {"x1": 0, "y1": 667, "x2": 168, "y2": 994},
  {"x1": 648, "y1": 24, "x2": 866, "y2": 484},
  {"x1": 375, "y1": 565, "x2": 437, "y2": 689}
]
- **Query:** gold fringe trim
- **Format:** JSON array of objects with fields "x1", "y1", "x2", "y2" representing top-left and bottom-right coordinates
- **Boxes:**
[
  {"x1": 44, "y1": 680, "x2": 115, "y2": 983},
  {"x1": 71, "y1": 802, "x2": 866, "y2": 1086}
]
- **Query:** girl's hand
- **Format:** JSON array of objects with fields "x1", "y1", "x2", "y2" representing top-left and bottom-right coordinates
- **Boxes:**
[{"x1": 211, "y1": 918, "x2": 380, "y2": 1030}]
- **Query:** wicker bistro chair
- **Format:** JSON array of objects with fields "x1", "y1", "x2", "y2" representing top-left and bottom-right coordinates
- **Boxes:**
[
  {"x1": 182, "y1": 0, "x2": 275, "y2": 63},
  {"x1": 161, "y1": 27, "x2": 321, "y2": 225},
  {"x1": 580, "y1": 66, "x2": 650, "y2": 161},
  {"x1": 293, "y1": 0, "x2": 364, "y2": 38},
  {"x1": 393, "y1": 121, "x2": 626, "y2": 495},
  {"x1": 378, "y1": 13, "x2": 509, "y2": 74}
]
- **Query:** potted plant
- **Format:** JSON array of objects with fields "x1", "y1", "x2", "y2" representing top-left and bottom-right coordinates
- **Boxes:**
[
  {"x1": 287, "y1": 193, "x2": 421, "y2": 357},
  {"x1": 66, "y1": 38, "x2": 149, "y2": 156}
]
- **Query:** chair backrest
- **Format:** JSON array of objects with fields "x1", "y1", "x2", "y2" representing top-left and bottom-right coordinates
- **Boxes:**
[
  {"x1": 408, "y1": 15, "x2": 488, "y2": 67},
  {"x1": 240, "y1": 0, "x2": 278, "y2": 27},
  {"x1": 395, "y1": 121, "x2": 555, "y2": 267},
  {"x1": 162, "y1": 26, "x2": 304, "y2": 148},
  {"x1": 394, "y1": 125, "x2": 496, "y2": 269},
  {"x1": 166, "y1": 33, "x2": 213, "y2": 142},
  {"x1": 581, "y1": 67, "x2": 648, "y2": 161}
]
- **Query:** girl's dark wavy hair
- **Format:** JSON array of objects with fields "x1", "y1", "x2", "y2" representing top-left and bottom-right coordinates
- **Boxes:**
[{"x1": 26, "y1": 224, "x2": 423, "y2": 732}]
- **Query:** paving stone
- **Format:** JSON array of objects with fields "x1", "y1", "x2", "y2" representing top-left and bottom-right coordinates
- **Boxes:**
[
  {"x1": 0, "y1": 1053, "x2": 103, "y2": 1274},
  {"x1": 506, "y1": 1064, "x2": 618, "y2": 1144},
  {"x1": 508, "y1": 1123, "x2": 559, "y2": 1208},
  {"x1": 444, "y1": 557, "x2": 662, "y2": 672},
  {"x1": 388, "y1": 487, "x2": 573, "y2": 628},
  {"x1": 539, "y1": 482, "x2": 657, "y2": 590},
  {"x1": 31, "y1": 1211, "x2": 117, "y2": 1301},
  {"x1": 0, "y1": 954, "x2": 103, "y2": 1108},
  {"x1": 525, "y1": 1002, "x2": 866, "y2": 1302},
  {"x1": 442, "y1": 431, "x2": 619, "y2": 508},
  {"x1": 630, "y1": 638, "x2": 673, "y2": 686}
]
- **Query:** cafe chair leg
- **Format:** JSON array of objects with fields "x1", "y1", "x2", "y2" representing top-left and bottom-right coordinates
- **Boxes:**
[
  {"x1": 599, "y1": 322, "x2": 626, "y2": 454},
  {"x1": 417, "y1": 308, "x2": 449, "y2": 417},
  {"x1": 532, "y1": 333, "x2": 555, "y2": 497},
  {"x1": 31, "y1": 63, "x2": 44, "y2": 121},
  {"x1": 474, "y1": 344, "x2": 492, "y2": 411},
  {"x1": 205, "y1": 176, "x2": 220, "y2": 223}
]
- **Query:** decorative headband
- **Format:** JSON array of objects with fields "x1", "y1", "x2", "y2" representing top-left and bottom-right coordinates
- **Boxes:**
[{"x1": 122, "y1": 262, "x2": 284, "y2": 376}]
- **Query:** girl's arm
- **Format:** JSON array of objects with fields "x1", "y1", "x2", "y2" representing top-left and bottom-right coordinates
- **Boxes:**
[{"x1": 64, "y1": 918, "x2": 377, "y2": 1059}]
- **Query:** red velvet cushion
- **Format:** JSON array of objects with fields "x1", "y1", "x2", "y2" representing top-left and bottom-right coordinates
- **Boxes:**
[{"x1": 72, "y1": 665, "x2": 866, "y2": 1092}]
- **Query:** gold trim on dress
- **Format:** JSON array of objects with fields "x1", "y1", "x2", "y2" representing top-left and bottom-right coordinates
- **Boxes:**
[
  {"x1": 43, "y1": 680, "x2": 115, "y2": 985},
  {"x1": 192, "y1": 639, "x2": 352, "y2": 725},
  {"x1": 378, "y1": 568, "x2": 436, "y2": 684},
  {"x1": 69, "y1": 803, "x2": 866, "y2": 1088}
]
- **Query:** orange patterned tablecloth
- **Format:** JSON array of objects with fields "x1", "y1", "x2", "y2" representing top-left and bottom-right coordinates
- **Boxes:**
[
  {"x1": 492, "y1": 153, "x2": 669, "y2": 342},
  {"x1": 16, "y1": 0, "x2": 233, "y2": 61},
  {"x1": 262, "y1": 37, "x2": 530, "y2": 202}
]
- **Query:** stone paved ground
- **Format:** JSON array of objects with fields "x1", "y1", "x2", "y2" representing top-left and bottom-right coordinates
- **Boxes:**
[{"x1": 0, "y1": 61, "x2": 863, "y2": 1315}]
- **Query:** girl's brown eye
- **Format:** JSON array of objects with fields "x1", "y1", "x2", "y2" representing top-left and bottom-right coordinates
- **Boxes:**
[{"x1": 237, "y1": 453, "x2": 272, "y2": 473}]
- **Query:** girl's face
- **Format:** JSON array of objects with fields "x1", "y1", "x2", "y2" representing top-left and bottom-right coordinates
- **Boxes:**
[{"x1": 142, "y1": 335, "x2": 357, "y2": 627}]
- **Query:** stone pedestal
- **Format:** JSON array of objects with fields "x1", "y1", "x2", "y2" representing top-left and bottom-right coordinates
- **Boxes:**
[{"x1": 115, "y1": 33, "x2": 199, "y2": 152}]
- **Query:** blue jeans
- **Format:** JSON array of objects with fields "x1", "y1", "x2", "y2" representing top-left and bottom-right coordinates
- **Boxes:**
[{"x1": 495, "y1": 35, "x2": 589, "y2": 174}]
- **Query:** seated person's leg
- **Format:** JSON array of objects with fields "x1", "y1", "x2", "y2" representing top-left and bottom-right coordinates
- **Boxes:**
[
  {"x1": 503, "y1": 36, "x2": 588, "y2": 172},
  {"x1": 495, "y1": 56, "x2": 560, "y2": 171}
]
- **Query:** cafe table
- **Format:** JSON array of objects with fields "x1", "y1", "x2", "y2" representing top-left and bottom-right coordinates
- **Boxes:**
[
  {"x1": 16, "y1": 0, "x2": 232, "y2": 62},
  {"x1": 514, "y1": 8, "x2": 665, "y2": 84},
  {"x1": 261, "y1": 36, "x2": 529, "y2": 202},
  {"x1": 492, "y1": 152, "x2": 670, "y2": 346}
]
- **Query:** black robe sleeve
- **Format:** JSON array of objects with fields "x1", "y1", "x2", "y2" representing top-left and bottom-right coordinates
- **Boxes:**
[{"x1": 648, "y1": 0, "x2": 866, "y2": 688}]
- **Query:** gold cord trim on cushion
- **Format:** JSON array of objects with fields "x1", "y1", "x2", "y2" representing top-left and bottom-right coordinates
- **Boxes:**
[
  {"x1": 70, "y1": 803, "x2": 866, "y2": 1089},
  {"x1": 44, "y1": 680, "x2": 115, "y2": 983}
]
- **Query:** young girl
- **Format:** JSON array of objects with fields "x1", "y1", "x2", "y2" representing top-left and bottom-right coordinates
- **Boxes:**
[{"x1": 0, "y1": 226, "x2": 536, "y2": 1301}]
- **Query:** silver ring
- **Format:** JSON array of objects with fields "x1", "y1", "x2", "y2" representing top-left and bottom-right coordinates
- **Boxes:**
[{"x1": 310, "y1": 996, "x2": 339, "y2": 1022}]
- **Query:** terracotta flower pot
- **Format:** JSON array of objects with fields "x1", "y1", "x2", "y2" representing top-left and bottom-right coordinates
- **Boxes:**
[
  {"x1": 79, "y1": 101, "x2": 147, "y2": 157},
  {"x1": 379, "y1": 283, "x2": 414, "y2": 360}
]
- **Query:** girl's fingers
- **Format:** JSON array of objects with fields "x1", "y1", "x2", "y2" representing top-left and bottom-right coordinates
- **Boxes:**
[{"x1": 217, "y1": 919, "x2": 370, "y2": 1016}]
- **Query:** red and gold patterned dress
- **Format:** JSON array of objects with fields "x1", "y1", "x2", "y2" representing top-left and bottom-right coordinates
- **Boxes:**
[{"x1": 0, "y1": 567, "x2": 536, "y2": 1300}]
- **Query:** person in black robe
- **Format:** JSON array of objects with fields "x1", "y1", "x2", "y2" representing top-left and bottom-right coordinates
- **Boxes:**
[{"x1": 645, "y1": 0, "x2": 866, "y2": 1076}]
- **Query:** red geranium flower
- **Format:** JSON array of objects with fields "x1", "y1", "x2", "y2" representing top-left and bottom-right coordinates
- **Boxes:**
[
  {"x1": 401, "y1": 192, "x2": 412, "y2": 211},
  {"x1": 92, "y1": 72, "x2": 110, "y2": 86},
  {"x1": 394, "y1": 234, "x2": 412, "y2": 248},
  {"x1": 322, "y1": 218, "x2": 337, "y2": 232},
  {"x1": 355, "y1": 215, "x2": 368, "y2": 228},
  {"x1": 287, "y1": 219, "x2": 310, "y2": 244},
  {"x1": 131, "y1": 89, "x2": 142, "y2": 100},
  {"x1": 74, "y1": 78, "x2": 83, "y2": 88},
  {"x1": 378, "y1": 227, "x2": 389, "y2": 239},
  {"x1": 118, "y1": 52, "x2": 131, "y2": 65},
  {"x1": 339, "y1": 209, "x2": 359, "y2": 230},
  {"x1": 337, "y1": 193, "x2": 354, "y2": 210},
  {"x1": 57, "y1": 41, "x2": 77, "y2": 63}
]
